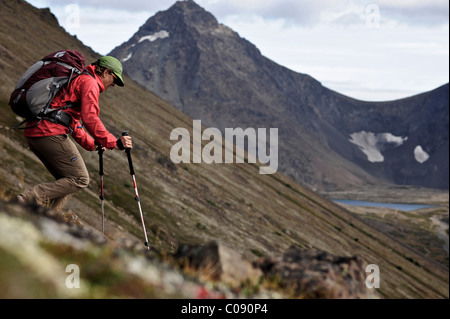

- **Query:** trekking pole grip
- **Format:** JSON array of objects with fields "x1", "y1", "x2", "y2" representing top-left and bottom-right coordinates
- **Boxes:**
[
  {"x1": 98, "y1": 149, "x2": 104, "y2": 176},
  {"x1": 96, "y1": 143, "x2": 104, "y2": 175},
  {"x1": 122, "y1": 131, "x2": 135, "y2": 175}
]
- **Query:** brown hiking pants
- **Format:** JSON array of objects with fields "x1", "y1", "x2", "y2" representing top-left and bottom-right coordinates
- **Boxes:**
[{"x1": 22, "y1": 134, "x2": 90, "y2": 212}]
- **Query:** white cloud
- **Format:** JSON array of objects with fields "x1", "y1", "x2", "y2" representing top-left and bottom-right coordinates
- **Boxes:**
[
  {"x1": 199, "y1": 0, "x2": 449, "y2": 26},
  {"x1": 376, "y1": 0, "x2": 449, "y2": 26},
  {"x1": 25, "y1": 0, "x2": 449, "y2": 101},
  {"x1": 33, "y1": 0, "x2": 449, "y2": 27},
  {"x1": 32, "y1": 0, "x2": 173, "y2": 12}
]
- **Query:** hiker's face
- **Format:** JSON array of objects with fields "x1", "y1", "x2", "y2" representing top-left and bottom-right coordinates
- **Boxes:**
[{"x1": 101, "y1": 69, "x2": 116, "y2": 90}]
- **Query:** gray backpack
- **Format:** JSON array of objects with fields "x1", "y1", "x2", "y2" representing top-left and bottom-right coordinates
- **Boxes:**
[{"x1": 9, "y1": 50, "x2": 86, "y2": 130}]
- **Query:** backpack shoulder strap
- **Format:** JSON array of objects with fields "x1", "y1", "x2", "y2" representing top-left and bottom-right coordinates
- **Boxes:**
[{"x1": 83, "y1": 68, "x2": 96, "y2": 79}]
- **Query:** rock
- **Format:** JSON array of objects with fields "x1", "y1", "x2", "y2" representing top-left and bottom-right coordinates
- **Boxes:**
[
  {"x1": 174, "y1": 241, "x2": 262, "y2": 286},
  {"x1": 254, "y1": 246, "x2": 379, "y2": 299}
]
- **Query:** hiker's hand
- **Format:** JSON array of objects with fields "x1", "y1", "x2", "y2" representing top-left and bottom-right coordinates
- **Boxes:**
[
  {"x1": 95, "y1": 144, "x2": 106, "y2": 152},
  {"x1": 118, "y1": 135, "x2": 132, "y2": 149}
]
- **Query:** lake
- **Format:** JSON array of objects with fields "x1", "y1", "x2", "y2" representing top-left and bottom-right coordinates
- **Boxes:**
[{"x1": 332, "y1": 199, "x2": 436, "y2": 212}]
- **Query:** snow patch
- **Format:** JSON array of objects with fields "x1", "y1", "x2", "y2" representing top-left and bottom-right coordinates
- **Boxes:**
[
  {"x1": 349, "y1": 131, "x2": 408, "y2": 163},
  {"x1": 122, "y1": 53, "x2": 132, "y2": 62},
  {"x1": 414, "y1": 145, "x2": 430, "y2": 164},
  {"x1": 350, "y1": 132, "x2": 384, "y2": 162},
  {"x1": 382, "y1": 133, "x2": 408, "y2": 146},
  {"x1": 139, "y1": 30, "x2": 170, "y2": 43}
]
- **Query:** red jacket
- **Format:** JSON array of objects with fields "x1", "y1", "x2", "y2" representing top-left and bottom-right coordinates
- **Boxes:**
[{"x1": 24, "y1": 65, "x2": 117, "y2": 151}]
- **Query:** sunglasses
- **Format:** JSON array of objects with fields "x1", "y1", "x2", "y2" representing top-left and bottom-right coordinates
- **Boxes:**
[{"x1": 110, "y1": 70, "x2": 118, "y2": 84}]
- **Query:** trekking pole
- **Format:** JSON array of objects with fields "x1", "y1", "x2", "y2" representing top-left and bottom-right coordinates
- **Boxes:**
[
  {"x1": 122, "y1": 131, "x2": 150, "y2": 250},
  {"x1": 97, "y1": 144, "x2": 105, "y2": 235}
]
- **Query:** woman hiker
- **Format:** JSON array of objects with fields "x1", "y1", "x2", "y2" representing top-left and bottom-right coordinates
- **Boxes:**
[{"x1": 18, "y1": 56, "x2": 132, "y2": 212}]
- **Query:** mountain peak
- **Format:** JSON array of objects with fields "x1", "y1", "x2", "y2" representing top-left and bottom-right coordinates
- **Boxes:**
[
  {"x1": 171, "y1": 0, "x2": 207, "y2": 13},
  {"x1": 173, "y1": 0, "x2": 200, "y2": 9},
  {"x1": 110, "y1": 1, "x2": 449, "y2": 191},
  {"x1": 153, "y1": 0, "x2": 219, "y2": 32}
]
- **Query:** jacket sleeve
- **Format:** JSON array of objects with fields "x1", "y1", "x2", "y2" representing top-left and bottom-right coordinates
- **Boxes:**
[
  {"x1": 70, "y1": 118, "x2": 96, "y2": 151},
  {"x1": 76, "y1": 77, "x2": 118, "y2": 150}
]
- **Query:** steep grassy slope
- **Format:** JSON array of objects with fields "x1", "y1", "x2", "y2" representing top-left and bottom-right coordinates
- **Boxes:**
[{"x1": 0, "y1": 0, "x2": 448, "y2": 298}]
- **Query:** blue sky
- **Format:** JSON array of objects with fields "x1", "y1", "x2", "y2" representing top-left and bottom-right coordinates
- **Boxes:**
[{"x1": 26, "y1": 0, "x2": 449, "y2": 102}]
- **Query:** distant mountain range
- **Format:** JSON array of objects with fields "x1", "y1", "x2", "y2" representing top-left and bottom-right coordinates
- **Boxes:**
[{"x1": 110, "y1": 0, "x2": 449, "y2": 191}]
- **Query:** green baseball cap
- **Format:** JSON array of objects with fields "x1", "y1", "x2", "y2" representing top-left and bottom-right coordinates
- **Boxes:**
[{"x1": 97, "y1": 56, "x2": 125, "y2": 87}]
